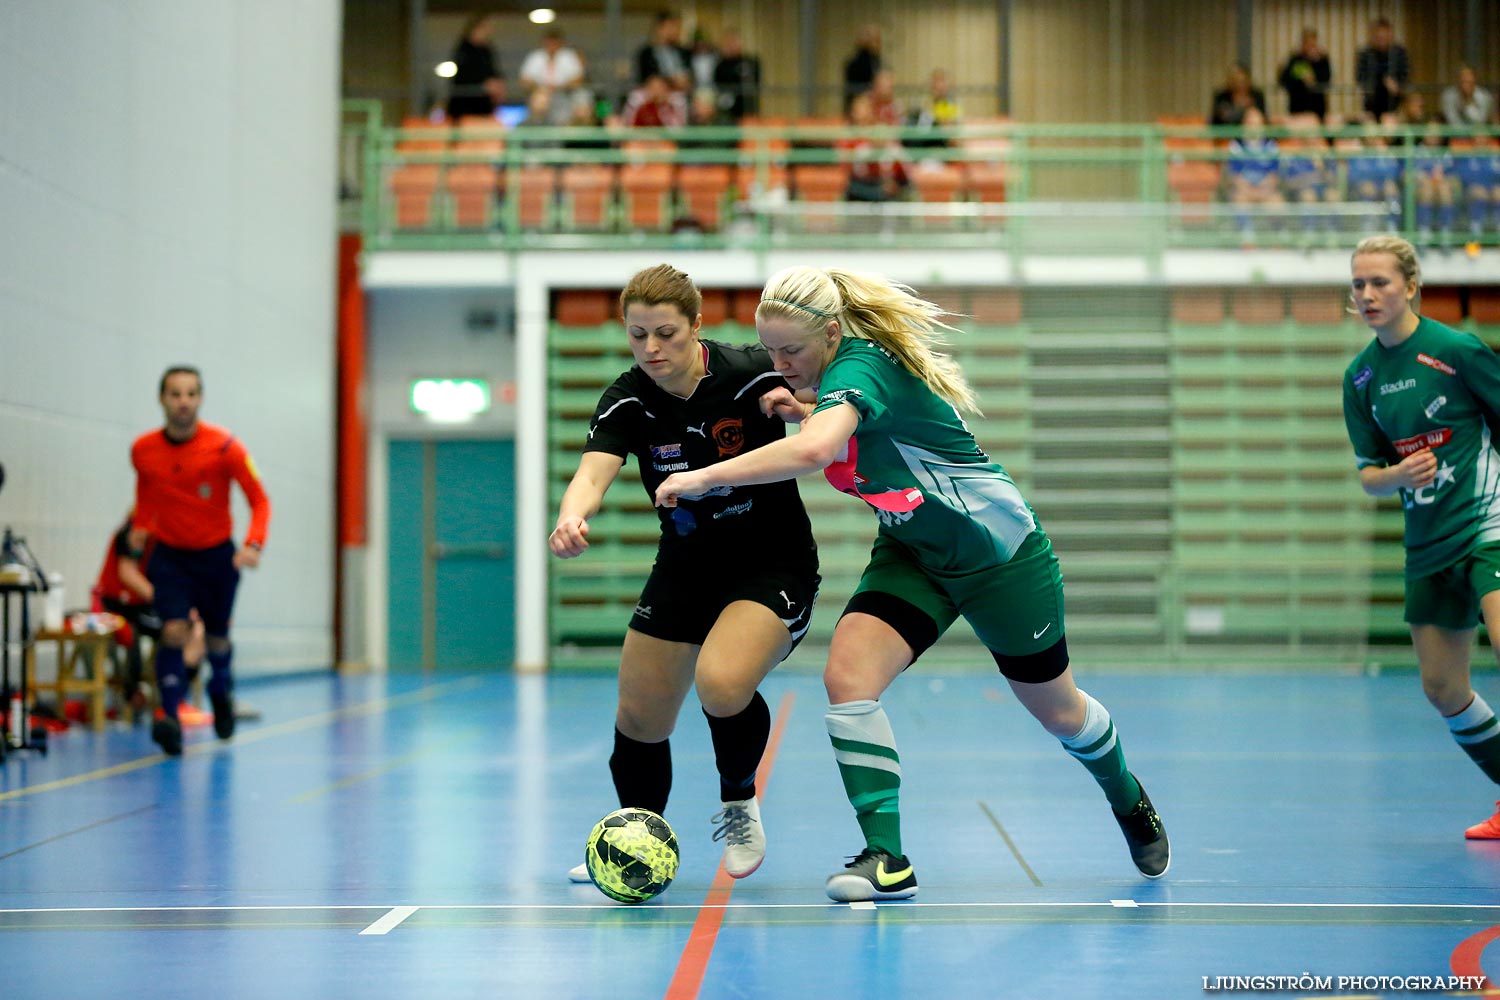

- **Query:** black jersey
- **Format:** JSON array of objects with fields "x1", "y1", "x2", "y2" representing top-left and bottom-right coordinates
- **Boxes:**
[{"x1": 584, "y1": 340, "x2": 818, "y2": 561}]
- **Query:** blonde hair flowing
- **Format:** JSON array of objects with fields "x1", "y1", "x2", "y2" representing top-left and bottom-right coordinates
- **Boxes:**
[{"x1": 756, "y1": 266, "x2": 979, "y2": 414}]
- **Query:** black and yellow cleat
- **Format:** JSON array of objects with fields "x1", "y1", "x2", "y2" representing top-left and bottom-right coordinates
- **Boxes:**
[
  {"x1": 825, "y1": 848, "x2": 918, "y2": 902},
  {"x1": 1115, "y1": 781, "x2": 1170, "y2": 878}
]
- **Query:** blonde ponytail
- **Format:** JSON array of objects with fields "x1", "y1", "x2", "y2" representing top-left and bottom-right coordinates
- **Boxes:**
[{"x1": 756, "y1": 266, "x2": 979, "y2": 414}]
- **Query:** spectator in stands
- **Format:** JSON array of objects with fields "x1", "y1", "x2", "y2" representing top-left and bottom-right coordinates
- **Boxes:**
[
  {"x1": 1278, "y1": 28, "x2": 1332, "y2": 122},
  {"x1": 1224, "y1": 108, "x2": 1282, "y2": 243},
  {"x1": 1454, "y1": 135, "x2": 1500, "y2": 239},
  {"x1": 690, "y1": 29, "x2": 719, "y2": 93},
  {"x1": 1442, "y1": 66, "x2": 1496, "y2": 129},
  {"x1": 1346, "y1": 128, "x2": 1403, "y2": 232},
  {"x1": 869, "y1": 69, "x2": 903, "y2": 126},
  {"x1": 713, "y1": 29, "x2": 761, "y2": 121},
  {"x1": 688, "y1": 89, "x2": 722, "y2": 128},
  {"x1": 1413, "y1": 125, "x2": 1458, "y2": 244},
  {"x1": 1209, "y1": 63, "x2": 1266, "y2": 127},
  {"x1": 446, "y1": 14, "x2": 506, "y2": 122},
  {"x1": 625, "y1": 74, "x2": 688, "y2": 128},
  {"x1": 520, "y1": 29, "x2": 586, "y2": 126},
  {"x1": 1356, "y1": 17, "x2": 1409, "y2": 122},
  {"x1": 910, "y1": 69, "x2": 962, "y2": 149},
  {"x1": 1281, "y1": 122, "x2": 1337, "y2": 239},
  {"x1": 840, "y1": 92, "x2": 908, "y2": 202},
  {"x1": 843, "y1": 24, "x2": 883, "y2": 111},
  {"x1": 637, "y1": 11, "x2": 692, "y2": 91}
]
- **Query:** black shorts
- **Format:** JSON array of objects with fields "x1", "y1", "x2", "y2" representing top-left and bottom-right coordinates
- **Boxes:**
[
  {"x1": 628, "y1": 557, "x2": 820, "y2": 658},
  {"x1": 146, "y1": 541, "x2": 240, "y2": 636}
]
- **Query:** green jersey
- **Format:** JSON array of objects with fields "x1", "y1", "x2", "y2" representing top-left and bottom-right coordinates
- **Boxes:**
[
  {"x1": 1342, "y1": 316, "x2": 1500, "y2": 577},
  {"x1": 811, "y1": 336, "x2": 1037, "y2": 571}
]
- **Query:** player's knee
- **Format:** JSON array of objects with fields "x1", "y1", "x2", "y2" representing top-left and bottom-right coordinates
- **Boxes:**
[
  {"x1": 694, "y1": 669, "x2": 754, "y2": 718},
  {"x1": 160, "y1": 620, "x2": 192, "y2": 646},
  {"x1": 206, "y1": 636, "x2": 231, "y2": 655},
  {"x1": 616, "y1": 702, "x2": 674, "y2": 743},
  {"x1": 1421, "y1": 673, "x2": 1470, "y2": 715}
]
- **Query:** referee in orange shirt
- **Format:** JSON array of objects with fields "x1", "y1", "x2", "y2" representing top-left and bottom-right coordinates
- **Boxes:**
[{"x1": 132, "y1": 366, "x2": 270, "y2": 755}]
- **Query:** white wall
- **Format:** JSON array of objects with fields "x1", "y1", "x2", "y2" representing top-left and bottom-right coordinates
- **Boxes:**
[
  {"x1": 0, "y1": 0, "x2": 342, "y2": 673},
  {"x1": 367, "y1": 288, "x2": 519, "y2": 437}
]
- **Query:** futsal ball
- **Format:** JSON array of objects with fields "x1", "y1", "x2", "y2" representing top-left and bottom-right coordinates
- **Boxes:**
[{"x1": 584, "y1": 807, "x2": 680, "y2": 903}]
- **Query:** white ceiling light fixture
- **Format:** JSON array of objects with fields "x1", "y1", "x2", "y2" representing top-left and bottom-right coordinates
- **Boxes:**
[
  {"x1": 435, "y1": 60, "x2": 458, "y2": 78},
  {"x1": 528, "y1": 8, "x2": 556, "y2": 24}
]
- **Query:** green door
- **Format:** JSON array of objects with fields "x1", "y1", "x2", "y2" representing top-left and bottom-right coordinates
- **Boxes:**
[{"x1": 388, "y1": 439, "x2": 516, "y2": 671}]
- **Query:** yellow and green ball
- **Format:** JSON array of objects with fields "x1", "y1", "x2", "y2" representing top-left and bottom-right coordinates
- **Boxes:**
[{"x1": 584, "y1": 808, "x2": 680, "y2": 903}]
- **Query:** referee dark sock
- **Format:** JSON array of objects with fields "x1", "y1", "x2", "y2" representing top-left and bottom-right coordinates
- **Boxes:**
[
  {"x1": 156, "y1": 645, "x2": 187, "y2": 720},
  {"x1": 704, "y1": 690, "x2": 770, "y2": 802},
  {"x1": 206, "y1": 648, "x2": 233, "y2": 700},
  {"x1": 610, "y1": 728, "x2": 672, "y2": 816}
]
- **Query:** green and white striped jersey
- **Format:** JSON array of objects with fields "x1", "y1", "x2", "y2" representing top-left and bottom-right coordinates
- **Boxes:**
[{"x1": 1342, "y1": 317, "x2": 1500, "y2": 577}]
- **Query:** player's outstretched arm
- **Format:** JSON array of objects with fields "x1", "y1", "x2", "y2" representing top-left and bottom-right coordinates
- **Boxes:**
[
  {"x1": 551, "y1": 451, "x2": 625, "y2": 558},
  {"x1": 655, "y1": 402, "x2": 859, "y2": 507}
]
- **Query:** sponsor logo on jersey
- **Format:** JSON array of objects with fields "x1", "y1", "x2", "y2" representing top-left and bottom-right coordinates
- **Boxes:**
[
  {"x1": 1392, "y1": 427, "x2": 1452, "y2": 456},
  {"x1": 1380, "y1": 378, "x2": 1417, "y2": 395},
  {"x1": 653, "y1": 461, "x2": 690, "y2": 472},
  {"x1": 1417, "y1": 353, "x2": 1456, "y2": 375},
  {"x1": 1424, "y1": 395, "x2": 1449, "y2": 419},
  {"x1": 650, "y1": 443, "x2": 682, "y2": 459},
  {"x1": 712, "y1": 500, "x2": 754, "y2": 520},
  {"x1": 686, "y1": 423, "x2": 708, "y2": 437},
  {"x1": 1352, "y1": 366, "x2": 1373, "y2": 389},
  {"x1": 712, "y1": 417, "x2": 745, "y2": 457},
  {"x1": 820, "y1": 388, "x2": 864, "y2": 405}
]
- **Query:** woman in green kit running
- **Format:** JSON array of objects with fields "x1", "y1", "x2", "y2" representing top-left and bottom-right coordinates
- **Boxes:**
[
  {"x1": 655, "y1": 265, "x2": 1169, "y2": 901},
  {"x1": 1343, "y1": 234, "x2": 1500, "y2": 840}
]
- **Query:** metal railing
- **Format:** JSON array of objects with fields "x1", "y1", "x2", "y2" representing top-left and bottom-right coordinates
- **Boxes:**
[{"x1": 346, "y1": 110, "x2": 1500, "y2": 257}]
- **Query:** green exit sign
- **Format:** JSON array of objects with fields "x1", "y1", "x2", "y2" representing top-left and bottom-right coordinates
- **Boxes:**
[{"x1": 410, "y1": 378, "x2": 491, "y2": 421}]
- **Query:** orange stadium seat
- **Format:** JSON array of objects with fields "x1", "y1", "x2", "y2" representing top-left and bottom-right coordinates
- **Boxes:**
[
  {"x1": 732, "y1": 289, "x2": 761, "y2": 326},
  {"x1": 677, "y1": 165, "x2": 733, "y2": 231},
  {"x1": 445, "y1": 163, "x2": 499, "y2": 228},
  {"x1": 513, "y1": 165, "x2": 557, "y2": 230},
  {"x1": 620, "y1": 162, "x2": 677, "y2": 231},
  {"x1": 1289, "y1": 288, "x2": 1346, "y2": 326},
  {"x1": 396, "y1": 116, "x2": 450, "y2": 152},
  {"x1": 1231, "y1": 288, "x2": 1285, "y2": 326},
  {"x1": 1423, "y1": 286, "x2": 1463, "y2": 325},
  {"x1": 791, "y1": 164, "x2": 849, "y2": 232},
  {"x1": 390, "y1": 164, "x2": 442, "y2": 228},
  {"x1": 910, "y1": 163, "x2": 963, "y2": 227},
  {"x1": 736, "y1": 162, "x2": 788, "y2": 199},
  {"x1": 699, "y1": 288, "x2": 729, "y2": 326},
  {"x1": 1471, "y1": 287, "x2": 1500, "y2": 325},
  {"x1": 555, "y1": 290, "x2": 613, "y2": 327},
  {"x1": 963, "y1": 162, "x2": 1008, "y2": 205},
  {"x1": 1167, "y1": 160, "x2": 1221, "y2": 225},
  {"x1": 560, "y1": 164, "x2": 616, "y2": 231},
  {"x1": 1171, "y1": 289, "x2": 1226, "y2": 325}
]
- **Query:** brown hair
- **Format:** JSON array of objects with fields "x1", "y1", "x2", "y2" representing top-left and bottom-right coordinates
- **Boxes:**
[
  {"x1": 158, "y1": 365, "x2": 202, "y2": 395},
  {"x1": 619, "y1": 264, "x2": 703, "y2": 322}
]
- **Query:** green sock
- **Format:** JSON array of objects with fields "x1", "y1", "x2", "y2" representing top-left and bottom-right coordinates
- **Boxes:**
[
  {"x1": 1446, "y1": 693, "x2": 1500, "y2": 784},
  {"x1": 826, "y1": 700, "x2": 903, "y2": 857},
  {"x1": 1060, "y1": 690, "x2": 1143, "y2": 815}
]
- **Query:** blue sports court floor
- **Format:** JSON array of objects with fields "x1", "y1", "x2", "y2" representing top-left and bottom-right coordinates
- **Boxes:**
[{"x1": 1, "y1": 667, "x2": 1498, "y2": 999}]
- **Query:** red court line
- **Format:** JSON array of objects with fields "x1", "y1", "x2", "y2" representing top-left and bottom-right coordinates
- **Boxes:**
[
  {"x1": 1451, "y1": 923, "x2": 1500, "y2": 990},
  {"x1": 664, "y1": 690, "x2": 796, "y2": 1000}
]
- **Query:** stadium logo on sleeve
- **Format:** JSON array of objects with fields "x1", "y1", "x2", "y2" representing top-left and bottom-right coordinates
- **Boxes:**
[
  {"x1": 1417, "y1": 353, "x2": 1456, "y2": 376},
  {"x1": 650, "y1": 443, "x2": 682, "y2": 459},
  {"x1": 1352, "y1": 366, "x2": 1373, "y2": 389},
  {"x1": 712, "y1": 417, "x2": 745, "y2": 456}
]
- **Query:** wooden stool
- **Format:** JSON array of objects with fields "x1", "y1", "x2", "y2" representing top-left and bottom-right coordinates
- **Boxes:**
[{"x1": 26, "y1": 622, "x2": 120, "y2": 732}]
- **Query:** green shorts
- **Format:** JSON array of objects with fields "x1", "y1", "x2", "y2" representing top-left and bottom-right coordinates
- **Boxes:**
[
  {"x1": 1404, "y1": 542, "x2": 1500, "y2": 629},
  {"x1": 850, "y1": 529, "x2": 1065, "y2": 656}
]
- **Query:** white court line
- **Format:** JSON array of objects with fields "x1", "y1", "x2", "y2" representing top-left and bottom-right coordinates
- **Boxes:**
[
  {"x1": 848, "y1": 901, "x2": 877, "y2": 911},
  {"x1": 359, "y1": 906, "x2": 420, "y2": 936},
  {"x1": 4, "y1": 900, "x2": 1500, "y2": 915},
  {"x1": 1110, "y1": 899, "x2": 1139, "y2": 908}
]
